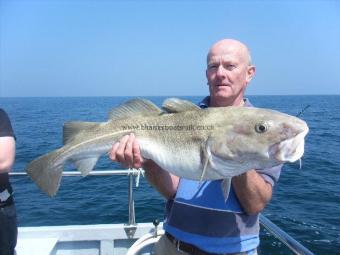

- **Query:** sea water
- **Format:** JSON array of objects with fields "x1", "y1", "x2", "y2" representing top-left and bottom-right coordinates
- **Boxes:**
[{"x1": 1, "y1": 95, "x2": 339, "y2": 254}]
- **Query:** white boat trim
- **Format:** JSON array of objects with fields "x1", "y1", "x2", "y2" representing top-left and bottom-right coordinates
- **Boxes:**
[
  {"x1": 11, "y1": 169, "x2": 314, "y2": 255},
  {"x1": 17, "y1": 222, "x2": 162, "y2": 255}
]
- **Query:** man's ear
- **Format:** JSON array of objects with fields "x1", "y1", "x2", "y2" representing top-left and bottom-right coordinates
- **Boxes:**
[
  {"x1": 246, "y1": 65, "x2": 256, "y2": 83},
  {"x1": 205, "y1": 69, "x2": 209, "y2": 86}
]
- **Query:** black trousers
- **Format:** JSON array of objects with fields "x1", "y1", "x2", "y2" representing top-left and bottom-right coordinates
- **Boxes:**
[{"x1": 0, "y1": 204, "x2": 17, "y2": 255}]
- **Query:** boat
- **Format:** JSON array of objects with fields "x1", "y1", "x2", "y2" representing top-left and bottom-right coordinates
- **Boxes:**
[{"x1": 10, "y1": 169, "x2": 314, "y2": 255}]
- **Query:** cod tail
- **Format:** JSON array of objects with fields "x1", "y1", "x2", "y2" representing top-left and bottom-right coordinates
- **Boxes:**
[
  {"x1": 26, "y1": 98, "x2": 165, "y2": 197},
  {"x1": 26, "y1": 149, "x2": 64, "y2": 197}
]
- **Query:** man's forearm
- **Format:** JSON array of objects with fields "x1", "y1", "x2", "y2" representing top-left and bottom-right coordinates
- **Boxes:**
[
  {"x1": 232, "y1": 169, "x2": 272, "y2": 215},
  {"x1": 143, "y1": 160, "x2": 179, "y2": 199}
]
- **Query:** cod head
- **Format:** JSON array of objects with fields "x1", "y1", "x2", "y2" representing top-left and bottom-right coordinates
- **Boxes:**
[{"x1": 206, "y1": 107, "x2": 309, "y2": 176}]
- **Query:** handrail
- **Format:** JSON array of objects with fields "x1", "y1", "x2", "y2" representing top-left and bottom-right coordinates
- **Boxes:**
[
  {"x1": 10, "y1": 169, "x2": 143, "y2": 176},
  {"x1": 128, "y1": 173, "x2": 136, "y2": 225},
  {"x1": 259, "y1": 214, "x2": 314, "y2": 255},
  {"x1": 10, "y1": 169, "x2": 143, "y2": 226},
  {"x1": 11, "y1": 170, "x2": 314, "y2": 254}
]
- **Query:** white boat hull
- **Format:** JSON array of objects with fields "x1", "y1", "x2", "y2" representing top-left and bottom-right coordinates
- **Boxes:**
[{"x1": 17, "y1": 222, "x2": 161, "y2": 255}]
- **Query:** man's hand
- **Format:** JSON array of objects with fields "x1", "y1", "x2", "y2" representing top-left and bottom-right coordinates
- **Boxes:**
[
  {"x1": 108, "y1": 133, "x2": 179, "y2": 199},
  {"x1": 109, "y1": 133, "x2": 143, "y2": 169}
]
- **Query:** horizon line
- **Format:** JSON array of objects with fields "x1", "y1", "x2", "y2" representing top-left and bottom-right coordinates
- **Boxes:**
[{"x1": 1, "y1": 94, "x2": 339, "y2": 98}]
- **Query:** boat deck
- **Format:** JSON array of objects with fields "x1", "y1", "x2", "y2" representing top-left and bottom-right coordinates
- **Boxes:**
[{"x1": 17, "y1": 222, "x2": 158, "y2": 255}]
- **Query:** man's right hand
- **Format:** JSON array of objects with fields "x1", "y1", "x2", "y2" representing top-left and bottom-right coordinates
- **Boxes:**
[
  {"x1": 109, "y1": 133, "x2": 179, "y2": 199},
  {"x1": 109, "y1": 133, "x2": 144, "y2": 169}
]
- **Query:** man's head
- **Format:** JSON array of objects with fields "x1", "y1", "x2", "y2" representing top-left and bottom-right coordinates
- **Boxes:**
[{"x1": 206, "y1": 39, "x2": 255, "y2": 107}]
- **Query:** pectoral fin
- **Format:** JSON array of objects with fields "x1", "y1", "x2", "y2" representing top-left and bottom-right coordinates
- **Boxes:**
[
  {"x1": 200, "y1": 151, "x2": 210, "y2": 182},
  {"x1": 199, "y1": 138, "x2": 213, "y2": 182},
  {"x1": 207, "y1": 133, "x2": 234, "y2": 160},
  {"x1": 221, "y1": 178, "x2": 231, "y2": 202}
]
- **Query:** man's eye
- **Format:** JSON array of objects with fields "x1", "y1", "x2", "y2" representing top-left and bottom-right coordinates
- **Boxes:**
[
  {"x1": 225, "y1": 64, "x2": 236, "y2": 70},
  {"x1": 208, "y1": 64, "x2": 218, "y2": 69}
]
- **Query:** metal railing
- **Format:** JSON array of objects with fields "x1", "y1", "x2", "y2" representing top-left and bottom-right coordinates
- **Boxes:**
[
  {"x1": 11, "y1": 169, "x2": 314, "y2": 255},
  {"x1": 259, "y1": 214, "x2": 314, "y2": 255},
  {"x1": 11, "y1": 169, "x2": 142, "y2": 225}
]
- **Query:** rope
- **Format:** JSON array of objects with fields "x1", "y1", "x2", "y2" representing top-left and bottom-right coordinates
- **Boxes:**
[
  {"x1": 128, "y1": 168, "x2": 145, "y2": 187},
  {"x1": 126, "y1": 230, "x2": 165, "y2": 255}
]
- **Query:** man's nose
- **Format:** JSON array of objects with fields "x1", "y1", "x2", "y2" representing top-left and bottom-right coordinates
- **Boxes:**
[{"x1": 216, "y1": 65, "x2": 226, "y2": 78}]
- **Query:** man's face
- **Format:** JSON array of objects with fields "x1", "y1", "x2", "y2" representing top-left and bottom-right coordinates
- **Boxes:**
[{"x1": 206, "y1": 44, "x2": 254, "y2": 106}]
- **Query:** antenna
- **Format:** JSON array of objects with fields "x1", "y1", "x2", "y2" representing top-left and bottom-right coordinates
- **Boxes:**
[{"x1": 296, "y1": 105, "x2": 310, "y2": 117}]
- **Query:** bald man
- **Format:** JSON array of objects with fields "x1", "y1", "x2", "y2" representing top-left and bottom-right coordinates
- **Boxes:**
[{"x1": 109, "y1": 39, "x2": 281, "y2": 255}]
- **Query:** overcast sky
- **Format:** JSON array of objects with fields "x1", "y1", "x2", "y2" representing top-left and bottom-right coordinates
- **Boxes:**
[{"x1": 1, "y1": 0, "x2": 339, "y2": 97}]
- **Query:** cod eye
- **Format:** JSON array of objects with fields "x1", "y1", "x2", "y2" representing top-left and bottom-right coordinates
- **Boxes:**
[{"x1": 255, "y1": 122, "x2": 269, "y2": 133}]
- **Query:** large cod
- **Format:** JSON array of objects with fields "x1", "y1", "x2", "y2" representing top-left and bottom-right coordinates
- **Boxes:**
[{"x1": 26, "y1": 98, "x2": 309, "y2": 197}]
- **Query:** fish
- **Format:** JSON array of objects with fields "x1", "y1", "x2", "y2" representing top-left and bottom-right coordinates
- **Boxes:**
[{"x1": 26, "y1": 98, "x2": 309, "y2": 197}]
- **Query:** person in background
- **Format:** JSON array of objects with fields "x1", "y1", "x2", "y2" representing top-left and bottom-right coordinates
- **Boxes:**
[
  {"x1": 109, "y1": 39, "x2": 281, "y2": 255},
  {"x1": 0, "y1": 109, "x2": 17, "y2": 255}
]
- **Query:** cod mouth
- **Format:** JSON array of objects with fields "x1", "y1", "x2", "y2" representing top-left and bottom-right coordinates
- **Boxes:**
[{"x1": 269, "y1": 128, "x2": 309, "y2": 163}]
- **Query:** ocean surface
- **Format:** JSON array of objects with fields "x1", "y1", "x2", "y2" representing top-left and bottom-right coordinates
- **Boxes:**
[{"x1": 1, "y1": 95, "x2": 339, "y2": 254}]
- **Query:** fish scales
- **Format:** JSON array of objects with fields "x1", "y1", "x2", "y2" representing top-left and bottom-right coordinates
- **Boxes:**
[{"x1": 26, "y1": 98, "x2": 308, "y2": 197}]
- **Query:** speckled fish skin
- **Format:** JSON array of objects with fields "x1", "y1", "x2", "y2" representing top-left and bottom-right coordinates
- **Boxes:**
[{"x1": 26, "y1": 98, "x2": 308, "y2": 197}]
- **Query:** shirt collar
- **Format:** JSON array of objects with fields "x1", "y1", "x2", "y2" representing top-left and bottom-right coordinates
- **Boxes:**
[{"x1": 199, "y1": 96, "x2": 252, "y2": 108}]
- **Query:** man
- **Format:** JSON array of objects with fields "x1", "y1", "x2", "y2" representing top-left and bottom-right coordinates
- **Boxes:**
[
  {"x1": 0, "y1": 109, "x2": 17, "y2": 255},
  {"x1": 109, "y1": 39, "x2": 281, "y2": 254}
]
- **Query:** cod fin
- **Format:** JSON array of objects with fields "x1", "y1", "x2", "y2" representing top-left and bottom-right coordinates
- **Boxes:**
[
  {"x1": 72, "y1": 157, "x2": 99, "y2": 176},
  {"x1": 162, "y1": 98, "x2": 200, "y2": 113},
  {"x1": 221, "y1": 178, "x2": 231, "y2": 202},
  {"x1": 26, "y1": 150, "x2": 63, "y2": 197},
  {"x1": 199, "y1": 140, "x2": 212, "y2": 182},
  {"x1": 199, "y1": 137, "x2": 211, "y2": 183},
  {"x1": 109, "y1": 98, "x2": 162, "y2": 120},
  {"x1": 63, "y1": 121, "x2": 101, "y2": 145}
]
